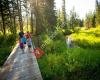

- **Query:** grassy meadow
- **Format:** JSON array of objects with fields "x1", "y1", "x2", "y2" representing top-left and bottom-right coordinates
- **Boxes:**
[
  {"x1": 71, "y1": 26, "x2": 100, "y2": 49},
  {"x1": 38, "y1": 26, "x2": 100, "y2": 80}
]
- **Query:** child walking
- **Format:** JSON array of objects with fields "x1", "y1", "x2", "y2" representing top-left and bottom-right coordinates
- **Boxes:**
[
  {"x1": 19, "y1": 38, "x2": 24, "y2": 53},
  {"x1": 27, "y1": 38, "x2": 32, "y2": 52},
  {"x1": 18, "y1": 32, "x2": 27, "y2": 53}
]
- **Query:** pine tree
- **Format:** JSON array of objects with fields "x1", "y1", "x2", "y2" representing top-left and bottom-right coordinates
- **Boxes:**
[
  {"x1": 43, "y1": 0, "x2": 57, "y2": 31},
  {"x1": 96, "y1": 0, "x2": 100, "y2": 25},
  {"x1": 62, "y1": 0, "x2": 66, "y2": 23},
  {"x1": 28, "y1": 0, "x2": 57, "y2": 46},
  {"x1": 69, "y1": 8, "x2": 79, "y2": 30}
]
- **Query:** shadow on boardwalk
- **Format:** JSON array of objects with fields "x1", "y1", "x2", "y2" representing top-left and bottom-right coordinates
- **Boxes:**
[{"x1": 0, "y1": 44, "x2": 43, "y2": 80}]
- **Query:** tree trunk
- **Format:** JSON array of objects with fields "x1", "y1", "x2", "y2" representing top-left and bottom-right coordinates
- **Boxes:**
[
  {"x1": 13, "y1": 5, "x2": 17, "y2": 34},
  {"x1": 7, "y1": 0, "x2": 14, "y2": 34},
  {"x1": 17, "y1": 0, "x2": 23, "y2": 31},
  {"x1": 30, "y1": 10, "x2": 34, "y2": 33},
  {"x1": 26, "y1": 1, "x2": 28, "y2": 31},
  {"x1": 0, "y1": 0, "x2": 6, "y2": 35}
]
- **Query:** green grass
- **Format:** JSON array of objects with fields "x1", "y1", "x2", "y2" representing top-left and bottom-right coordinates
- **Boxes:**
[
  {"x1": 0, "y1": 34, "x2": 16, "y2": 66},
  {"x1": 38, "y1": 26, "x2": 100, "y2": 80},
  {"x1": 38, "y1": 46, "x2": 100, "y2": 80},
  {"x1": 71, "y1": 26, "x2": 100, "y2": 49}
]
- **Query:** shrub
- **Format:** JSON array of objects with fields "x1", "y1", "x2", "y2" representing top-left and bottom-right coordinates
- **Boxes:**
[
  {"x1": 63, "y1": 29, "x2": 73, "y2": 35},
  {"x1": 38, "y1": 48, "x2": 100, "y2": 80},
  {"x1": 0, "y1": 34, "x2": 16, "y2": 66},
  {"x1": 0, "y1": 48, "x2": 11, "y2": 66}
]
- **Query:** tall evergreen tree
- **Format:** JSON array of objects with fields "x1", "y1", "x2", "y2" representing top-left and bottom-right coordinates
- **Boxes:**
[
  {"x1": 92, "y1": 13, "x2": 96, "y2": 27},
  {"x1": 62, "y1": 0, "x2": 66, "y2": 23},
  {"x1": 29, "y1": 0, "x2": 57, "y2": 46},
  {"x1": 69, "y1": 8, "x2": 79, "y2": 30},
  {"x1": 17, "y1": 0, "x2": 23, "y2": 31},
  {"x1": 0, "y1": 0, "x2": 21, "y2": 34},
  {"x1": 43, "y1": 0, "x2": 57, "y2": 32},
  {"x1": 0, "y1": 0, "x2": 6, "y2": 35},
  {"x1": 96, "y1": 0, "x2": 100, "y2": 25},
  {"x1": 85, "y1": 12, "x2": 96, "y2": 29}
]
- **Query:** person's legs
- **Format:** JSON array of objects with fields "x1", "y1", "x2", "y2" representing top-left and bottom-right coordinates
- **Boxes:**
[
  {"x1": 28, "y1": 45, "x2": 31, "y2": 52},
  {"x1": 20, "y1": 44, "x2": 24, "y2": 53},
  {"x1": 22, "y1": 48, "x2": 24, "y2": 53},
  {"x1": 24, "y1": 42, "x2": 26, "y2": 47}
]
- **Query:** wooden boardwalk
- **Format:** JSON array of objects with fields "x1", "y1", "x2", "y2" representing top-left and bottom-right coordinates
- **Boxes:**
[{"x1": 0, "y1": 44, "x2": 43, "y2": 80}]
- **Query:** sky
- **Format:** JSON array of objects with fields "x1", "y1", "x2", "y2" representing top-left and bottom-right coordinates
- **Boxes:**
[{"x1": 55, "y1": 0, "x2": 96, "y2": 19}]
